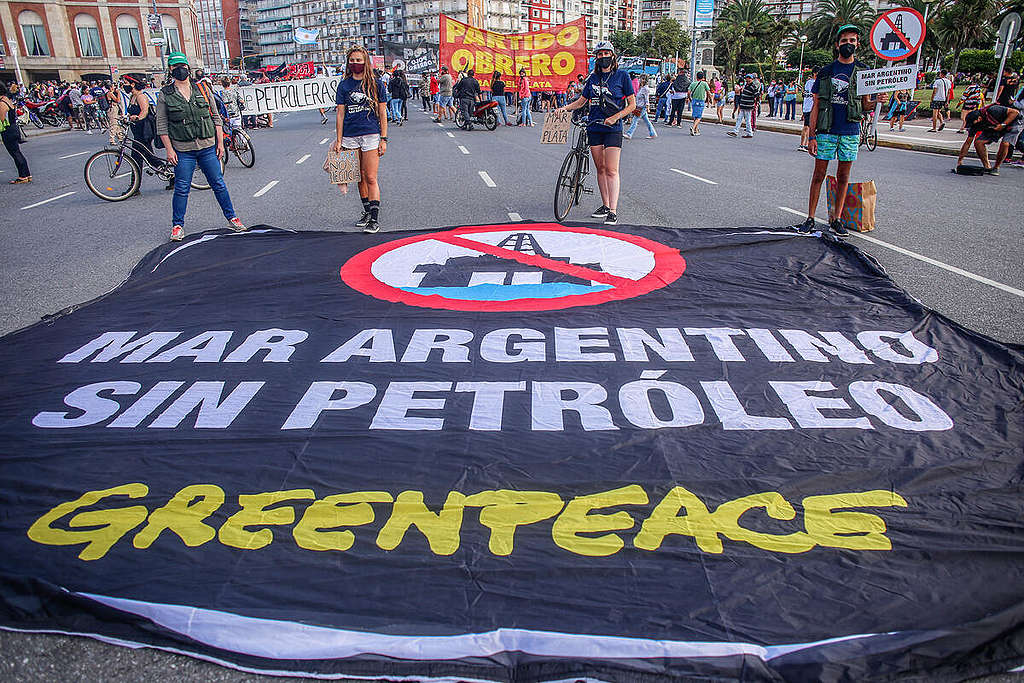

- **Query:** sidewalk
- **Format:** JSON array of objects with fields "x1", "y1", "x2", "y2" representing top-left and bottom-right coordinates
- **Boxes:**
[{"x1": 675, "y1": 110, "x2": 971, "y2": 156}]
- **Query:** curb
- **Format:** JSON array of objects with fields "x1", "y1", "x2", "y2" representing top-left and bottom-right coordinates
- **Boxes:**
[
  {"x1": 678, "y1": 113, "x2": 963, "y2": 157},
  {"x1": 24, "y1": 127, "x2": 72, "y2": 140}
]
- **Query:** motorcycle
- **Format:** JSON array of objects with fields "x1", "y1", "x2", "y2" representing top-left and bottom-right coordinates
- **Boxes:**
[
  {"x1": 25, "y1": 99, "x2": 62, "y2": 128},
  {"x1": 455, "y1": 99, "x2": 499, "y2": 131}
]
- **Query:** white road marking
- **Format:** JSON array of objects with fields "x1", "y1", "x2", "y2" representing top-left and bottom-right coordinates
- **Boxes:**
[
  {"x1": 296, "y1": 154, "x2": 311, "y2": 164},
  {"x1": 446, "y1": 132, "x2": 455, "y2": 138},
  {"x1": 458, "y1": 145, "x2": 470, "y2": 155},
  {"x1": 253, "y1": 180, "x2": 279, "y2": 197},
  {"x1": 777, "y1": 207, "x2": 1024, "y2": 299},
  {"x1": 478, "y1": 171, "x2": 496, "y2": 187},
  {"x1": 508, "y1": 212, "x2": 522, "y2": 221},
  {"x1": 58, "y1": 151, "x2": 90, "y2": 159},
  {"x1": 319, "y1": 137, "x2": 330, "y2": 145},
  {"x1": 670, "y1": 168, "x2": 717, "y2": 185},
  {"x1": 21, "y1": 191, "x2": 77, "y2": 210},
  {"x1": 436, "y1": 122, "x2": 445, "y2": 127}
]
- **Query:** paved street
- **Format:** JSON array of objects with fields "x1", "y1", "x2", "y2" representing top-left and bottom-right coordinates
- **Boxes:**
[{"x1": 1, "y1": 105, "x2": 1023, "y2": 680}]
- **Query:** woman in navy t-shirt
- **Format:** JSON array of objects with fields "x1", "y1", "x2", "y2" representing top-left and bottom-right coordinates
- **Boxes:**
[
  {"x1": 555, "y1": 41, "x2": 635, "y2": 225},
  {"x1": 332, "y1": 46, "x2": 388, "y2": 233}
]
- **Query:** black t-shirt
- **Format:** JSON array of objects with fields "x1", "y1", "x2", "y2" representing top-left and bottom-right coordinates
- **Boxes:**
[
  {"x1": 968, "y1": 105, "x2": 1013, "y2": 138},
  {"x1": 997, "y1": 76, "x2": 1020, "y2": 106},
  {"x1": 459, "y1": 77, "x2": 481, "y2": 100},
  {"x1": 491, "y1": 79, "x2": 505, "y2": 97}
]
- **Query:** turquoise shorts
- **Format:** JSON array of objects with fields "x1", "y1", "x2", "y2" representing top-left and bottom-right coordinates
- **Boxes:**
[{"x1": 815, "y1": 133, "x2": 859, "y2": 162}]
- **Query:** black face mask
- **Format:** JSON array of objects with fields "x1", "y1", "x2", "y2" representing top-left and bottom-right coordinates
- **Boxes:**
[
  {"x1": 596, "y1": 56, "x2": 613, "y2": 70},
  {"x1": 838, "y1": 43, "x2": 856, "y2": 58},
  {"x1": 171, "y1": 66, "x2": 190, "y2": 82},
  {"x1": 122, "y1": 85, "x2": 133, "y2": 94}
]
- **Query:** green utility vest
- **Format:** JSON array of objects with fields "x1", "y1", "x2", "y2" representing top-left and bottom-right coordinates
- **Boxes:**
[
  {"x1": 162, "y1": 82, "x2": 215, "y2": 142},
  {"x1": 815, "y1": 61, "x2": 866, "y2": 133}
]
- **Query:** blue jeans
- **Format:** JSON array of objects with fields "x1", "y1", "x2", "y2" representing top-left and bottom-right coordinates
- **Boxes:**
[
  {"x1": 172, "y1": 144, "x2": 235, "y2": 228},
  {"x1": 626, "y1": 109, "x2": 656, "y2": 137},
  {"x1": 655, "y1": 96, "x2": 668, "y2": 120},
  {"x1": 388, "y1": 98, "x2": 402, "y2": 121},
  {"x1": 492, "y1": 96, "x2": 509, "y2": 124},
  {"x1": 518, "y1": 95, "x2": 533, "y2": 124}
]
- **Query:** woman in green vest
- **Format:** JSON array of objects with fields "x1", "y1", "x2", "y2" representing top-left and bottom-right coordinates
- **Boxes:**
[{"x1": 156, "y1": 52, "x2": 245, "y2": 242}]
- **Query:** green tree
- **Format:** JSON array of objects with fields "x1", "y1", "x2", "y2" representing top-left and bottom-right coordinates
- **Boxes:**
[
  {"x1": 898, "y1": 0, "x2": 951, "y2": 69},
  {"x1": 714, "y1": 0, "x2": 775, "y2": 79},
  {"x1": 785, "y1": 47, "x2": 833, "y2": 69},
  {"x1": 637, "y1": 18, "x2": 689, "y2": 59},
  {"x1": 610, "y1": 30, "x2": 639, "y2": 57},
  {"x1": 806, "y1": 0, "x2": 875, "y2": 52},
  {"x1": 934, "y1": 0, "x2": 999, "y2": 74},
  {"x1": 763, "y1": 15, "x2": 796, "y2": 79},
  {"x1": 957, "y1": 48, "x2": 997, "y2": 74}
]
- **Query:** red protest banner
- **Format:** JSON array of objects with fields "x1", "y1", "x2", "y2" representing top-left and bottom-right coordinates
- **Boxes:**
[{"x1": 439, "y1": 15, "x2": 587, "y2": 91}]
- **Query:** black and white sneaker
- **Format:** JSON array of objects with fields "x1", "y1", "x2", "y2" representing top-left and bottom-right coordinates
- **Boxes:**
[
  {"x1": 363, "y1": 219, "x2": 380, "y2": 234},
  {"x1": 603, "y1": 211, "x2": 618, "y2": 225},
  {"x1": 830, "y1": 219, "x2": 849, "y2": 236},
  {"x1": 591, "y1": 205, "x2": 609, "y2": 218},
  {"x1": 356, "y1": 211, "x2": 371, "y2": 228},
  {"x1": 797, "y1": 217, "x2": 815, "y2": 233}
]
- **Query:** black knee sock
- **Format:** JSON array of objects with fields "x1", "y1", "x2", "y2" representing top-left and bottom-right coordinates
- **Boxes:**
[
  {"x1": 360, "y1": 196, "x2": 370, "y2": 213},
  {"x1": 369, "y1": 200, "x2": 380, "y2": 221}
]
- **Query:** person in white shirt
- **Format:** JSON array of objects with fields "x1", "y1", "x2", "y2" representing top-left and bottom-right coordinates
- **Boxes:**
[
  {"x1": 929, "y1": 69, "x2": 951, "y2": 132},
  {"x1": 799, "y1": 66, "x2": 819, "y2": 150}
]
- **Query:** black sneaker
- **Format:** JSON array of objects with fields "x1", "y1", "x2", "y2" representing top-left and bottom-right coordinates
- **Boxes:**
[
  {"x1": 363, "y1": 219, "x2": 380, "y2": 234},
  {"x1": 591, "y1": 205, "x2": 609, "y2": 218},
  {"x1": 356, "y1": 211, "x2": 371, "y2": 228},
  {"x1": 830, "y1": 219, "x2": 849, "y2": 236},
  {"x1": 985, "y1": 167, "x2": 1000, "y2": 176},
  {"x1": 604, "y1": 211, "x2": 618, "y2": 225},
  {"x1": 797, "y1": 217, "x2": 815, "y2": 233}
]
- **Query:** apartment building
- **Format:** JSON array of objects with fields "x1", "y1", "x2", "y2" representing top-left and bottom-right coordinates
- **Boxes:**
[{"x1": 292, "y1": 0, "x2": 359, "y2": 64}]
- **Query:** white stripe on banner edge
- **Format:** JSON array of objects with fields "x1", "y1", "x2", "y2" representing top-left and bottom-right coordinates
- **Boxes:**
[{"x1": 79, "y1": 591, "x2": 890, "y2": 663}]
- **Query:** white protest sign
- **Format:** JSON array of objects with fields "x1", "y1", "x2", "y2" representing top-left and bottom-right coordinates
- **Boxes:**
[
  {"x1": 239, "y1": 76, "x2": 343, "y2": 114},
  {"x1": 856, "y1": 64, "x2": 919, "y2": 95}
]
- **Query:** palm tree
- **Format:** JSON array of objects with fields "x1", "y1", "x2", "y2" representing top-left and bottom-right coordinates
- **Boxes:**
[
  {"x1": 806, "y1": 0, "x2": 876, "y2": 51},
  {"x1": 935, "y1": 0, "x2": 999, "y2": 74},
  {"x1": 715, "y1": 0, "x2": 775, "y2": 80}
]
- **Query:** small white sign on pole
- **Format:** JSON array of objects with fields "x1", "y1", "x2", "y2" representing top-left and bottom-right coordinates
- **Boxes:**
[{"x1": 856, "y1": 64, "x2": 919, "y2": 95}]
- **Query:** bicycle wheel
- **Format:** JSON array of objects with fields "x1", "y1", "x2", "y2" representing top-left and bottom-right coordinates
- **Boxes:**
[
  {"x1": 232, "y1": 130, "x2": 255, "y2": 167},
  {"x1": 84, "y1": 150, "x2": 141, "y2": 201},
  {"x1": 189, "y1": 153, "x2": 226, "y2": 190},
  {"x1": 866, "y1": 123, "x2": 877, "y2": 151},
  {"x1": 554, "y1": 151, "x2": 583, "y2": 221}
]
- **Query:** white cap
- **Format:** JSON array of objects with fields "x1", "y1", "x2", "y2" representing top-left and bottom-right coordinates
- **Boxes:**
[{"x1": 594, "y1": 40, "x2": 615, "y2": 55}]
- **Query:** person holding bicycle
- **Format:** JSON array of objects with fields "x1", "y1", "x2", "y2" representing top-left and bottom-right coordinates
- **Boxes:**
[
  {"x1": 800, "y1": 24, "x2": 874, "y2": 237},
  {"x1": 554, "y1": 40, "x2": 635, "y2": 226},
  {"x1": 156, "y1": 52, "x2": 245, "y2": 242}
]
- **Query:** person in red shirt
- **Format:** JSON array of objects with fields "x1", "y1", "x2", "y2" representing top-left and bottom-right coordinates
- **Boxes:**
[{"x1": 429, "y1": 71, "x2": 441, "y2": 118}]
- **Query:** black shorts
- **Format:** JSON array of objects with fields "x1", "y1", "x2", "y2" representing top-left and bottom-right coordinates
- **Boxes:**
[
  {"x1": 802, "y1": 112, "x2": 811, "y2": 126},
  {"x1": 587, "y1": 129, "x2": 622, "y2": 148}
]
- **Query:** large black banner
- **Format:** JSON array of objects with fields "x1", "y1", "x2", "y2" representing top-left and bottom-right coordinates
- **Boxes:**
[
  {"x1": 1, "y1": 223, "x2": 1023, "y2": 681},
  {"x1": 383, "y1": 39, "x2": 439, "y2": 74}
]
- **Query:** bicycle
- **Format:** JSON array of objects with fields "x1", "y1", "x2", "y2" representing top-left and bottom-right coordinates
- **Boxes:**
[
  {"x1": 553, "y1": 116, "x2": 594, "y2": 221},
  {"x1": 859, "y1": 112, "x2": 877, "y2": 151},
  {"x1": 222, "y1": 119, "x2": 255, "y2": 168},
  {"x1": 83, "y1": 119, "x2": 222, "y2": 202}
]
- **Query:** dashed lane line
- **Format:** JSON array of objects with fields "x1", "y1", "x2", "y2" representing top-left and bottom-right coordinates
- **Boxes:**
[
  {"x1": 21, "y1": 191, "x2": 77, "y2": 210},
  {"x1": 670, "y1": 168, "x2": 718, "y2": 185},
  {"x1": 253, "y1": 180, "x2": 279, "y2": 197},
  {"x1": 458, "y1": 145, "x2": 470, "y2": 155},
  {"x1": 296, "y1": 154, "x2": 311, "y2": 164},
  {"x1": 446, "y1": 132, "x2": 455, "y2": 138},
  {"x1": 777, "y1": 206, "x2": 1024, "y2": 299},
  {"x1": 319, "y1": 137, "x2": 330, "y2": 145},
  {"x1": 508, "y1": 212, "x2": 522, "y2": 221},
  {"x1": 478, "y1": 171, "x2": 496, "y2": 187},
  {"x1": 58, "y1": 151, "x2": 90, "y2": 159}
]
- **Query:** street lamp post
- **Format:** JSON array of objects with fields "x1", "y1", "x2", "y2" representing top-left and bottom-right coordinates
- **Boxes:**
[
  {"x1": 797, "y1": 34, "x2": 807, "y2": 78},
  {"x1": 7, "y1": 38, "x2": 25, "y2": 87}
]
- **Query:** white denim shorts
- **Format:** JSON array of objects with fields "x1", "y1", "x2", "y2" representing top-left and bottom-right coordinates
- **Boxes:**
[{"x1": 342, "y1": 134, "x2": 380, "y2": 152}]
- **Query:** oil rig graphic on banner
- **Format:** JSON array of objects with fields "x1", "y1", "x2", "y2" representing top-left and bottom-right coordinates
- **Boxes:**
[
  {"x1": 880, "y1": 14, "x2": 908, "y2": 52},
  {"x1": 413, "y1": 233, "x2": 604, "y2": 288}
]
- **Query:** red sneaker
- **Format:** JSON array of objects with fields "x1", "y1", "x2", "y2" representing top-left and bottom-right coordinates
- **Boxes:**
[
  {"x1": 170, "y1": 225, "x2": 184, "y2": 242},
  {"x1": 228, "y1": 217, "x2": 246, "y2": 232}
]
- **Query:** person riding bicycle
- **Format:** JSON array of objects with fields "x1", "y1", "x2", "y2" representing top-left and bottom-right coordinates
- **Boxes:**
[
  {"x1": 155, "y1": 52, "x2": 245, "y2": 242},
  {"x1": 554, "y1": 40, "x2": 635, "y2": 225}
]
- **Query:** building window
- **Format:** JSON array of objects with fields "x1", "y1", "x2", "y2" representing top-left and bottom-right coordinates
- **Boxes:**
[
  {"x1": 19, "y1": 11, "x2": 50, "y2": 56},
  {"x1": 74, "y1": 14, "x2": 103, "y2": 57},
  {"x1": 161, "y1": 15, "x2": 181, "y2": 53},
  {"x1": 116, "y1": 14, "x2": 143, "y2": 57}
]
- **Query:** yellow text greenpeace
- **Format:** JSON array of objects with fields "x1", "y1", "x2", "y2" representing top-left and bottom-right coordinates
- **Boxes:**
[{"x1": 28, "y1": 483, "x2": 907, "y2": 561}]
